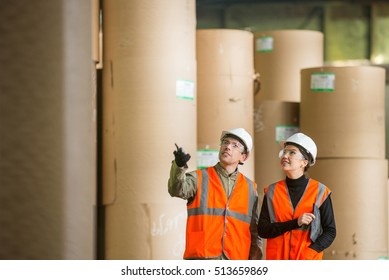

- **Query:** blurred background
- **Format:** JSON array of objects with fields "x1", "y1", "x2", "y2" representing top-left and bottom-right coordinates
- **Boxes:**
[{"x1": 0, "y1": 0, "x2": 388, "y2": 260}]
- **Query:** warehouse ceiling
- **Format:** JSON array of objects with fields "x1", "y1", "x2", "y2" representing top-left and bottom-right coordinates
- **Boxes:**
[
  {"x1": 196, "y1": 0, "x2": 389, "y2": 78},
  {"x1": 196, "y1": 0, "x2": 389, "y2": 5}
]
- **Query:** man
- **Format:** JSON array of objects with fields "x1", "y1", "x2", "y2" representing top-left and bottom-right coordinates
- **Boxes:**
[
  {"x1": 258, "y1": 132, "x2": 336, "y2": 260},
  {"x1": 168, "y1": 128, "x2": 262, "y2": 260}
]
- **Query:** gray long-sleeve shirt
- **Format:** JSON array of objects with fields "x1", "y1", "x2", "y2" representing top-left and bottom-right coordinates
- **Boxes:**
[{"x1": 168, "y1": 161, "x2": 263, "y2": 260}]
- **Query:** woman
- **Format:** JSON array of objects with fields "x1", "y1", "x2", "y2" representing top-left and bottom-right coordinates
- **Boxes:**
[{"x1": 258, "y1": 132, "x2": 336, "y2": 260}]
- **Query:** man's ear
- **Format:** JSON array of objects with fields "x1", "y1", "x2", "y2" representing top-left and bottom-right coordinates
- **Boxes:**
[{"x1": 241, "y1": 153, "x2": 248, "y2": 162}]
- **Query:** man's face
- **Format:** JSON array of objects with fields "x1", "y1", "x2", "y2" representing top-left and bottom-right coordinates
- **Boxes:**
[{"x1": 219, "y1": 137, "x2": 246, "y2": 165}]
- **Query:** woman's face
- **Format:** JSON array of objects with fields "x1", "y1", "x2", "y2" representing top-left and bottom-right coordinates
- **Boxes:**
[{"x1": 279, "y1": 145, "x2": 308, "y2": 173}]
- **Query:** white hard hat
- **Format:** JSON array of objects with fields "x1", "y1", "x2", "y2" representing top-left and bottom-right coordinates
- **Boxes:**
[
  {"x1": 220, "y1": 128, "x2": 253, "y2": 157},
  {"x1": 280, "y1": 132, "x2": 317, "y2": 166}
]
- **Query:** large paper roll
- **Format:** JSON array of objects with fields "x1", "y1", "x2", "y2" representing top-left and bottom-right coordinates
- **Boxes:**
[
  {"x1": 253, "y1": 100, "x2": 299, "y2": 196},
  {"x1": 300, "y1": 66, "x2": 386, "y2": 159},
  {"x1": 254, "y1": 30, "x2": 323, "y2": 102},
  {"x1": 0, "y1": 0, "x2": 95, "y2": 259},
  {"x1": 102, "y1": 0, "x2": 196, "y2": 259},
  {"x1": 307, "y1": 158, "x2": 388, "y2": 260},
  {"x1": 197, "y1": 29, "x2": 255, "y2": 179}
]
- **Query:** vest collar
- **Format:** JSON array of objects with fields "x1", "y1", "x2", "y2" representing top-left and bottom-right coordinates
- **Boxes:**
[{"x1": 215, "y1": 162, "x2": 238, "y2": 180}]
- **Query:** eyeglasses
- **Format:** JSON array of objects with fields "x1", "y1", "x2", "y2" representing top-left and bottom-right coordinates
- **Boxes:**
[
  {"x1": 220, "y1": 139, "x2": 244, "y2": 151},
  {"x1": 279, "y1": 148, "x2": 306, "y2": 160}
]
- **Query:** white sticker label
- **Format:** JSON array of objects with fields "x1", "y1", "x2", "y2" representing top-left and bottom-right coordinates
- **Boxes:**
[
  {"x1": 310, "y1": 73, "x2": 335, "y2": 92},
  {"x1": 255, "y1": 36, "x2": 274, "y2": 52},
  {"x1": 197, "y1": 149, "x2": 219, "y2": 169},
  {"x1": 176, "y1": 80, "x2": 195, "y2": 100},
  {"x1": 275, "y1": 126, "x2": 300, "y2": 143}
]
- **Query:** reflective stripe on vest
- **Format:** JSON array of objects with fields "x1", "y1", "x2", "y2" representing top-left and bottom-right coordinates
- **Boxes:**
[
  {"x1": 187, "y1": 168, "x2": 255, "y2": 224},
  {"x1": 264, "y1": 179, "x2": 331, "y2": 260},
  {"x1": 267, "y1": 180, "x2": 330, "y2": 224},
  {"x1": 184, "y1": 167, "x2": 257, "y2": 259}
]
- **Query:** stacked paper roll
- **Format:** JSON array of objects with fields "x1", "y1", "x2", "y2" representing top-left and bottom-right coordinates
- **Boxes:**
[
  {"x1": 253, "y1": 30, "x2": 324, "y2": 195},
  {"x1": 307, "y1": 159, "x2": 388, "y2": 259},
  {"x1": 0, "y1": 0, "x2": 95, "y2": 259},
  {"x1": 301, "y1": 65, "x2": 388, "y2": 259},
  {"x1": 253, "y1": 101, "x2": 299, "y2": 195},
  {"x1": 254, "y1": 29, "x2": 323, "y2": 102},
  {"x1": 301, "y1": 66, "x2": 386, "y2": 159},
  {"x1": 197, "y1": 29, "x2": 255, "y2": 179},
  {"x1": 102, "y1": 0, "x2": 196, "y2": 259}
]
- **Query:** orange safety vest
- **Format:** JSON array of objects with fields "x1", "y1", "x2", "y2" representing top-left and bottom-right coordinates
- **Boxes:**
[
  {"x1": 264, "y1": 179, "x2": 331, "y2": 260},
  {"x1": 183, "y1": 167, "x2": 257, "y2": 260}
]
